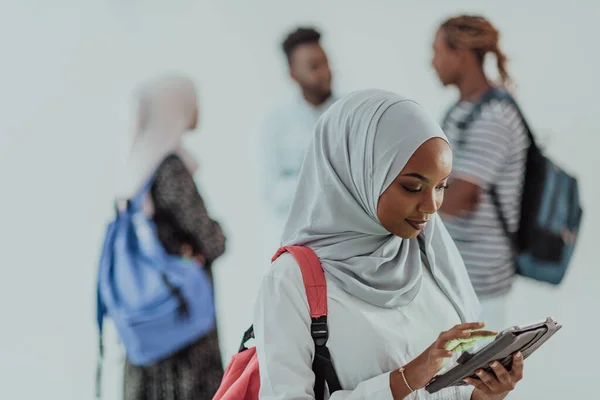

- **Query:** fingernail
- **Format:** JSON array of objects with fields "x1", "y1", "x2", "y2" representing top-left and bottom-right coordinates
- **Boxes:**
[
  {"x1": 491, "y1": 361, "x2": 499, "y2": 367},
  {"x1": 516, "y1": 352, "x2": 522, "y2": 358},
  {"x1": 476, "y1": 370, "x2": 483, "y2": 375}
]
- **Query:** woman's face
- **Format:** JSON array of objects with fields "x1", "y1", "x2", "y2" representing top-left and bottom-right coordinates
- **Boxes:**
[
  {"x1": 377, "y1": 138, "x2": 452, "y2": 239},
  {"x1": 189, "y1": 107, "x2": 199, "y2": 130},
  {"x1": 431, "y1": 29, "x2": 463, "y2": 86}
]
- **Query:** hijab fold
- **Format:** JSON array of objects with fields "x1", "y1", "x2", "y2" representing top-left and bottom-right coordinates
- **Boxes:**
[
  {"x1": 281, "y1": 89, "x2": 480, "y2": 322},
  {"x1": 118, "y1": 75, "x2": 199, "y2": 202}
]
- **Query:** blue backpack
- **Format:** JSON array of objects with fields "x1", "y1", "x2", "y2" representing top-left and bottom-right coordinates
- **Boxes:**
[
  {"x1": 447, "y1": 88, "x2": 583, "y2": 285},
  {"x1": 95, "y1": 173, "x2": 216, "y2": 396}
]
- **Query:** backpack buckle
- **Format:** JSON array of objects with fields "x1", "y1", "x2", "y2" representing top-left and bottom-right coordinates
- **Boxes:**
[{"x1": 311, "y1": 316, "x2": 329, "y2": 346}]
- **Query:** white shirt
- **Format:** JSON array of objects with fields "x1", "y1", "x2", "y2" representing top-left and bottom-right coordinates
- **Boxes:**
[
  {"x1": 253, "y1": 253, "x2": 476, "y2": 399},
  {"x1": 260, "y1": 94, "x2": 337, "y2": 218}
]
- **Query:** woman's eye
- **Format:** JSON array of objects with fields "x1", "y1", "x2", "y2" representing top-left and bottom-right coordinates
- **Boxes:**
[
  {"x1": 436, "y1": 184, "x2": 450, "y2": 191},
  {"x1": 402, "y1": 185, "x2": 422, "y2": 193}
]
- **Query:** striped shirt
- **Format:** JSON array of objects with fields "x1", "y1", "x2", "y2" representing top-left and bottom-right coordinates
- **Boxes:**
[{"x1": 441, "y1": 96, "x2": 529, "y2": 298}]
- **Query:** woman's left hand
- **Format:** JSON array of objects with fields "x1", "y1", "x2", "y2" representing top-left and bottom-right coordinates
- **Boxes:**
[
  {"x1": 468, "y1": 352, "x2": 524, "y2": 400},
  {"x1": 181, "y1": 243, "x2": 206, "y2": 267},
  {"x1": 193, "y1": 254, "x2": 206, "y2": 266}
]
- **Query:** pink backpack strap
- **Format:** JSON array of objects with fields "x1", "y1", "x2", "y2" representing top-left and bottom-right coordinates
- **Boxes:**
[
  {"x1": 272, "y1": 246, "x2": 342, "y2": 398},
  {"x1": 272, "y1": 246, "x2": 327, "y2": 319}
]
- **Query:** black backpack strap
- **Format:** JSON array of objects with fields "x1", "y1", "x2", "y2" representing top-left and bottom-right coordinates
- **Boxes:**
[
  {"x1": 235, "y1": 319, "x2": 342, "y2": 400},
  {"x1": 311, "y1": 316, "x2": 342, "y2": 399},
  {"x1": 489, "y1": 186, "x2": 518, "y2": 254},
  {"x1": 313, "y1": 346, "x2": 341, "y2": 400},
  {"x1": 95, "y1": 333, "x2": 104, "y2": 399},
  {"x1": 454, "y1": 87, "x2": 502, "y2": 149},
  {"x1": 493, "y1": 92, "x2": 537, "y2": 149},
  {"x1": 160, "y1": 273, "x2": 190, "y2": 319},
  {"x1": 441, "y1": 98, "x2": 461, "y2": 130},
  {"x1": 238, "y1": 325, "x2": 255, "y2": 352},
  {"x1": 95, "y1": 278, "x2": 106, "y2": 399},
  {"x1": 457, "y1": 87, "x2": 538, "y2": 152}
]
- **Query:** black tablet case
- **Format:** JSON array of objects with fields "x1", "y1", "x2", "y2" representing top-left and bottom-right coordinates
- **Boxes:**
[{"x1": 425, "y1": 317, "x2": 562, "y2": 394}]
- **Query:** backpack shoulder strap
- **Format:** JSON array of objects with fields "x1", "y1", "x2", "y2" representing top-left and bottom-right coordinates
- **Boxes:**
[
  {"x1": 455, "y1": 87, "x2": 501, "y2": 148},
  {"x1": 441, "y1": 98, "x2": 461, "y2": 130},
  {"x1": 492, "y1": 90, "x2": 538, "y2": 149},
  {"x1": 457, "y1": 88, "x2": 538, "y2": 149},
  {"x1": 272, "y1": 246, "x2": 327, "y2": 319},
  {"x1": 121, "y1": 153, "x2": 181, "y2": 213},
  {"x1": 272, "y1": 246, "x2": 342, "y2": 399},
  {"x1": 128, "y1": 174, "x2": 158, "y2": 210}
]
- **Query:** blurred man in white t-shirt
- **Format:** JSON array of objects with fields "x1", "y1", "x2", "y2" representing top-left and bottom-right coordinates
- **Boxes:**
[{"x1": 260, "y1": 27, "x2": 338, "y2": 250}]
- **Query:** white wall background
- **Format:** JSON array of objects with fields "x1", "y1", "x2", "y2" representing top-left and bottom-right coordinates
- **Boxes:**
[{"x1": 0, "y1": 1, "x2": 598, "y2": 399}]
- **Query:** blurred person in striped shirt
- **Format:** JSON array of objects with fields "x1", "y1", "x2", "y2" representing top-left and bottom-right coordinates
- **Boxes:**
[{"x1": 431, "y1": 15, "x2": 529, "y2": 331}]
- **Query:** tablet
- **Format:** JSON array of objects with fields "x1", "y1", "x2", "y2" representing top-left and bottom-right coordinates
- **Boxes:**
[{"x1": 425, "y1": 317, "x2": 562, "y2": 394}]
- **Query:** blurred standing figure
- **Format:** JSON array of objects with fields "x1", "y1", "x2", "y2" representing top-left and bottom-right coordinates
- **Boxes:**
[
  {"x1": 260, "y1": 27, "x2": 337, "y2": 242},
  {"x1": 122, "y1": 75, "x2": 226, "y2": 400},
  {"x1": 431, "y1": 16, "x2": 529, "y2": 331}
]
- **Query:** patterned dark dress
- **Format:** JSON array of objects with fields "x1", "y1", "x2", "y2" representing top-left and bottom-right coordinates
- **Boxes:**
[{"x1": 123, "y1": 154, "x2": 226, "y2": 400}]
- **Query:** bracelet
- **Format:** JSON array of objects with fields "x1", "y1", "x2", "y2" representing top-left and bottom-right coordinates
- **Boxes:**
[{"x1": 398, "y1": 366, "x2": 415, "y2": 393}]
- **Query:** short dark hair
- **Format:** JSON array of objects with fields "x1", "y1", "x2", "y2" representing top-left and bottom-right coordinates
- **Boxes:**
[{"x1": 282, "y1": 27, "x2": 321, "y2": 63}]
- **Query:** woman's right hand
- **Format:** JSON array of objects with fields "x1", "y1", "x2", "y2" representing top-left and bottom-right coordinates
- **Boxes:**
[{"x1": 402, "y1": 322, "x2": 496, "y2": 391}]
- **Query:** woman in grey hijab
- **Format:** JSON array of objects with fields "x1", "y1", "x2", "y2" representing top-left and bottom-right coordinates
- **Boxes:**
[{"x1": 253, "y1": 90, "x2": 525, "y2": 399}]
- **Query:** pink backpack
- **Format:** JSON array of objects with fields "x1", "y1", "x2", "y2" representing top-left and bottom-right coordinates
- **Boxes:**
[{"x1": 213, "y1": 246, "x2": 342, "y2": 400}]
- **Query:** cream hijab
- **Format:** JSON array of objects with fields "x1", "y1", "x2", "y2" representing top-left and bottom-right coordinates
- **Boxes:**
[
  {"x1": 281, "y1": 89, "x2": 479, "y2": 322},
  {"x1": 118, "y1": 75, "x2": 199, "y2": 200}
]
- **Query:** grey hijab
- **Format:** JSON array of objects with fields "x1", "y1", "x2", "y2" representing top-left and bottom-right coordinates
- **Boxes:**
[{"x1": 281, "y1": 89, "x2": 480, "y2": 322}]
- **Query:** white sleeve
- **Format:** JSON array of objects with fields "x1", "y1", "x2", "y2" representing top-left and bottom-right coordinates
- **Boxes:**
[
  {"x1": 457, "y1": 386, "x2": 475, "y2": 399},
  {"x1": 331, "y1": 383, "x2": 473, "y2": 400},
  {"x1": 253, "y1": 256, "x2": 394, "y2": 400},
  {"x1": 328, "y1": 373, "x2": 393, "y2": 399},
  {"x1": 260, "y1": 114, "x2": 298, "y2": 215}
]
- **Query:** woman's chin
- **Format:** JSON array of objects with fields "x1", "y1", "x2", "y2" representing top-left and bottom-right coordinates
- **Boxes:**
[{"x1": 393, "y1": 227, "x2": 420, "y2": 240}]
